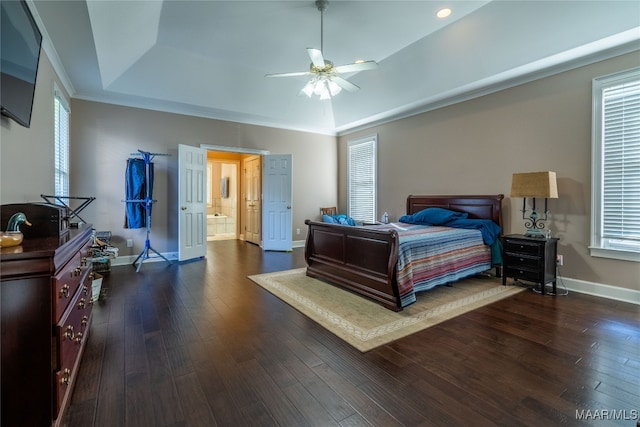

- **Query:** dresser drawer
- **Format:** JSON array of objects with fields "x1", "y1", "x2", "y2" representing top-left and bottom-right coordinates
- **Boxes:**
[
  {"x1": 503, "y1": 238, "x2": 544, "y2": 256},
  {"x1": 53, "y1": 249, "x2": 91, "y2": 322},
  {"x1": 54, "y1": 284, "x2": 92, "y2": 417},
  {"x1": 55, "y1": 284, "x2": 92, "y2": 370}
]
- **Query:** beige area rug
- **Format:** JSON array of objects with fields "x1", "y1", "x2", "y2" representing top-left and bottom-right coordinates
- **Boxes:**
[{"x1": 249, "y1": 268, "x2": 524, "y2": 352}]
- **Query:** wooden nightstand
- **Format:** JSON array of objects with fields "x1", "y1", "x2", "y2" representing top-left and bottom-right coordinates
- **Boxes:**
[{"x1": 501, "y1": 234, "x2": 558, "y2": 295}]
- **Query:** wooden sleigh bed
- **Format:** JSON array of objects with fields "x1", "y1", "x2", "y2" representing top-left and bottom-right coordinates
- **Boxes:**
[{"x1": 304, "y1": 194, "x2": 504, "y2": 311}]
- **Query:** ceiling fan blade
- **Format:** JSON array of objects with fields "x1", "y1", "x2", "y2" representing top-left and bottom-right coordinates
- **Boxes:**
[
  {"x1": 334, "y1": 60, "x2": 378, "y2": 74},
  {"x1": 333, "y1": 76, "x2": 360, "y2": 92},
  {"x1": 265, "y1": 71, "x2": 313, "y2": 78},
  {"x1": 307, "y1": 48, "x2": 325, "y2": 68}
]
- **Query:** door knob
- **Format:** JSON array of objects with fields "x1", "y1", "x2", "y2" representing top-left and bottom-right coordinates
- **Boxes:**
[
  {"x1": 181, "y1": 206, "x2": 187, "y2": 210},
  {"x1": 287, "y1": 205, "x2": 291, "y2": 209}
]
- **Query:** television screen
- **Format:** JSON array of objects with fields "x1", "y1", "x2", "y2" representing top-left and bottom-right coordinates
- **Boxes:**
[{"x1": 0, "y1": 0, "x2": 42, "y2": 128}]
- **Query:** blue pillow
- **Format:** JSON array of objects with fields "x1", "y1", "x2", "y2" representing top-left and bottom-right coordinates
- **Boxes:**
[
  {"x1": 335, "y1": 214, "x2": 356, "y2": 226},
  {"x1": 322, "y1": 214, "x2": 338, "y2": 224},
  {"x1": 399, "y1": 207, "x2": 468, "y2": 225},
  {"x1": 322, "y1": 214, "x2": 355, "y2": 226}
]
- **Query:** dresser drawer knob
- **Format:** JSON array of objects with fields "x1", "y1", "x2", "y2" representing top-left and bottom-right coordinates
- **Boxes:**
[
  {"x1": 64, "y1": 325, "x2": 75, "y2": 341},
  {"x1": 60, "y1": 368, "x2": 71, "y2": 385},
  {"x1": 74, "y1": 331, "x2": 83, "y2": 344},
  {"x1": 81, "y1": 315, "x2": 89, "y2": 327},
  {"x1": 59, "y1": 284, "x2": 70, "y2": 299},
  {"x1": 78, "y1": 298, "x2": 86, "y2": 309}
]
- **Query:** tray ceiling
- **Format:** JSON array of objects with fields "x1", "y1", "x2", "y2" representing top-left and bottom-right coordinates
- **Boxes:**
[{"x1": 30, "y1": 0, "x2": 640, "y2": 135}]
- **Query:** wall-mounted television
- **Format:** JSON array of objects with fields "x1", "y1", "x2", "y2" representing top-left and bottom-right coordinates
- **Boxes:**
[{"x1": 1, "y1": 0, "x2": 43, "y2": 128}]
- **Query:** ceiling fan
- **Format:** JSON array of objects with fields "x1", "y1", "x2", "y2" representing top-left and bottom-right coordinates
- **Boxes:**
[{"x1": 265, "y1": 0, "x2": 378, "y2": 100}]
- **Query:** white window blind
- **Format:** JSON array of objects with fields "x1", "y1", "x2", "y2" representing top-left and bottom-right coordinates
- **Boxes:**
[
  {"x1": 54, "y1": 94, "x2": 70, "y2": 198},
  {"x1": 347, "y1": 136, "x2": 377, "y2": 223},
  {"x1": 591, "y1": 68, "x2": 640, "y2": 261}
]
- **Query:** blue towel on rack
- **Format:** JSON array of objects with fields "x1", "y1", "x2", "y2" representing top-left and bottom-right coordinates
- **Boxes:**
[{"x1": 124, "y1": 158, "x2": 154, "y2": 228}]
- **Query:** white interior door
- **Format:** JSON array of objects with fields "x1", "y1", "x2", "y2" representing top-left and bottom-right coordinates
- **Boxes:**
[
  {"x1": 244, "y1": 156, "x2": 261, "y2": 245},
  {"x1": 262, "y1": 154, "x2": 292, "y2": 251},
  {"x1": 178, "y1": 144, "x2": 207, "y2": 261}
]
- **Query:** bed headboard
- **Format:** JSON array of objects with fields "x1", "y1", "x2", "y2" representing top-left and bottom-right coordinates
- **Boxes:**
[{"x1": 406, "y1": 194, "x2": 504, "y2": 230}]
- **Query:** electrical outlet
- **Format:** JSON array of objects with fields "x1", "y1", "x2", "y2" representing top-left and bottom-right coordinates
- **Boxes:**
[
  {"x1": 556, "y1": 254, "x2": 563, "y2": 266},
  {"x1": 296, "y1": 228, "x2": 300, "y2": 235},
  {"x1": 126, "y1": 239, "x2": 133, "y2": 248}
]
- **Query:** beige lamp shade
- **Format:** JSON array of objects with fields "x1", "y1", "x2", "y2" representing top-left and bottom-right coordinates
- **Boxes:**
[{"x1": 510, "y1": 171, "x2": 558, "y2": 198}]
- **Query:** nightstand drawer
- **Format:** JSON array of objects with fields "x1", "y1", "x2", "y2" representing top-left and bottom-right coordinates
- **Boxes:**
[
  {"x1": 504, "y1": 253, "x2": 541, "y2": 270},
  {"x1": 504, "y1": 267, "x2": 540, "y2": 283},
  {"x1": 503, "y1": 238, "x2": 544, "y2": 256}
]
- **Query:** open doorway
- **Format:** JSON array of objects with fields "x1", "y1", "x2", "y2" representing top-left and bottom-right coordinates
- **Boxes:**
[
  {"x1": 206, "y1": 151, "x2": 241, "y2": 241},
  {"x1": 202, "y1": 145, "x2": 290, "y2": 250}
]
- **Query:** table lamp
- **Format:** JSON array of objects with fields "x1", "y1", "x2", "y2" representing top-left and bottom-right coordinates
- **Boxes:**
[{"x1": 510, "y1": 171, "x2": 558, "y2": 238}]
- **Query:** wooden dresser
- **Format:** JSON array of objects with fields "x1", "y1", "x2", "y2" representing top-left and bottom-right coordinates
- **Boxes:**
[{"x1": 1, "y1": 224, "x2": 94, "y2": 426}]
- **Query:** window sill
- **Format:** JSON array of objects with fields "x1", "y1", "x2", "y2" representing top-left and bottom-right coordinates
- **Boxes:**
[{"x1": 589, "y1": 246, "x2": 640, "y2": 262}]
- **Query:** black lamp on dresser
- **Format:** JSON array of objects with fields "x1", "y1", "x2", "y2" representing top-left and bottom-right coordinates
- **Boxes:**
[{"x1": 503, "y1": 171, "x2": 559, "y2": 294}]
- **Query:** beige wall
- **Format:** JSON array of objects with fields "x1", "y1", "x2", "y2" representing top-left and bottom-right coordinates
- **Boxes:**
[
  {"x1": 69, "y1": 100, "x2": 337, "y2": 256},
  {"x1": 1, "y1": 52, "x2": 70, "y2": 202},
  {"x1": 338, "y1": 52, "x2": 640, "y2": 292}
]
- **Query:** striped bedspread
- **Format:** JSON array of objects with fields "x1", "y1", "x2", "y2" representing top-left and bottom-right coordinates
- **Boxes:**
[{"x1": 370, "y1": 223, "x2": 491, "y2": 307}]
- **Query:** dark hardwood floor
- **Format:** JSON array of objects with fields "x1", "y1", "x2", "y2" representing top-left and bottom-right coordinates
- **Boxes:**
[{"x1": 64, "y1": 240, "x2": 639, "y2": 427}]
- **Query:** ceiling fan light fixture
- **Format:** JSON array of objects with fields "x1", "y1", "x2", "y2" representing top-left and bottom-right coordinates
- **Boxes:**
[
  {"x1": 302, "y1": 77, "x2": 341, "y2": 100},
  {"x1": 319, "y1": 86, "x2": 331, "y2": 100},
  {"x1": 313, "y1": 80, "x2": 326, "y2": 96},
  {"x1": 328, "y1": 79, "x2": 342, "y2": 96},
  {"x1": 301, "y1": 80, "x2": 315, "y2": 97},
  {"x1": 267, "y1": 0, "x2": 377, "y2": 99}
]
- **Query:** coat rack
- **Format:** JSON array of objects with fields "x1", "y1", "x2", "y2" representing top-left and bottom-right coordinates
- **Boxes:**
[{"x1": 123, "y1": 150, "x2": 171, "y2": 272}]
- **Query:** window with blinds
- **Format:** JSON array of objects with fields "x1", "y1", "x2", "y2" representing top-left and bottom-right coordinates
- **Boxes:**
[
  {"x1": 347, "y1": 136, "x2": 377, "y2": 223},
  {"x1": 54, "y1": 93, "x2": 70, "y2": 198},
  {"x1": 591, "y1": 68, "x2": 640, "y2": 261}
]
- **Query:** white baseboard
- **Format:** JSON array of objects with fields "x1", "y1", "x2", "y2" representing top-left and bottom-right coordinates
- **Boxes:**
[
  {"x1": 111, "y1": 252, "x2": 178, "y2": 267},
  {"x1": 110, "y1": 242, "x2": 307, "y2": 267},
  {"x1": 559, "y1": 276, "x2": 639, "y2": 305}
]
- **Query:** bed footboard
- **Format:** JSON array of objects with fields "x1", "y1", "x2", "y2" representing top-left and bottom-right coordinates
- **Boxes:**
[{"x1": 304, "y1": 220, "x2": 402, "y2": 311}]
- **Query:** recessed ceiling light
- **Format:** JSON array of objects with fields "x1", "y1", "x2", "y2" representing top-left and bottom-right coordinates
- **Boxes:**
[{"x1": 436, "y1": 8, "x2": 452, "y2": 19}]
